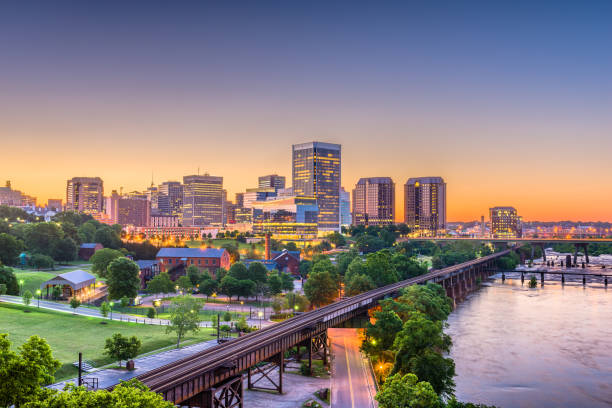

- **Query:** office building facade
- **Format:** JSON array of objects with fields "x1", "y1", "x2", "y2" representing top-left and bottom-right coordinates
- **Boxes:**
[
  {"x1": 292, "y1": 142, "x2": 341, "y2": 232},
  {"x1": 251, "y1": 196, "x2": 319, "y2": 241},
  {"x1": 66, "y1": 177, "x2": 104, "y2": 214},
  {"x1": 352, "y1": 177, "x2": 395, "y2": 226},
  {"x1": 158, "y1": 181, "x2": 183, "y2": 218},
  {"x1": 340, "y1": 187, "x2": 352, "y2": 227},
  {"x1": 109, "y1": 191, "x2": 151, "y2": 227},
  {"x1": 182, "y1": 174, "x2": 223, "y2": 227},
  {"x1": 490, "y1": 207, "x2": 522, "y2": 238},
  {"x1": 404, "y1": 177, "x2": 446, "y2": 236},
  {"x1": 258, "y1": 174, "x2": 286, "y2": 192}
]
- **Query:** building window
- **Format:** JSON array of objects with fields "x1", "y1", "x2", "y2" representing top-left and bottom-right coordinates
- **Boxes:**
[{"x1": 198, "y1": 259, "x2": 201, "y2": 265}]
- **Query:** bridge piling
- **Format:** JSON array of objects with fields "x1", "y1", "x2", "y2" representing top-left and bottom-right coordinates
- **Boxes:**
[{"x1": 541, "y1": 272, "x2": 545, "y2": 286}]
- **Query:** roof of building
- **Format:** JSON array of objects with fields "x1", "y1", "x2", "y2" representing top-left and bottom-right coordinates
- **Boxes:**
[
  {"x1": 271, "y1": 249, "x2": 301, "y2": 261},
  {"x1": 242, "y1": 259, "x2": 278, "y2": 271},
  {"x1": 156, "y1": 247, "x2": 227, "y2": 258},
  {"x1": 357, "y1": 177, "x2": 394, "y2": 185},
  {"x1": 80, "y1": 243, "x2": 101, "y2": 249},
  {"x1": 41, "y1": 270, "x2": 96, "y2": 291},
  {"x1": 135, "y1": 260, "x2": 159, "y2": 269},
  {"x1": 405, "y1": 177, "x2": 445, "y2": 185}
]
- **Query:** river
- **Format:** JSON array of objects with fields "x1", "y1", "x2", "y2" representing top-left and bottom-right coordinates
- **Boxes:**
[{"x1": 446, "y1": 273, "x2": 612, "y2": 408}]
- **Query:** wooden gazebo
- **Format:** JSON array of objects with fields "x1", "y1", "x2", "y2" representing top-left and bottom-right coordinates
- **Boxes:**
[{"x1": 41, "y1": 269, "x2": 96, "y2": 300}]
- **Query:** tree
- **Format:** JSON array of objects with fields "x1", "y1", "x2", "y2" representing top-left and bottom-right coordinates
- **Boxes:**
[
  {"x1": 23, "y1": 290, "x2": 33, "y2": 306},
  {"x1": 268, "y1": 274, "x2": 282, "y2": 295},
  {"x1": 77, "y1": 221, "x2": 97, "y2": 243},
  {"x1": 298, "y1": 260, "x2": 312, "y2": 279},
  {"x1": 0, "y1": 284, "x2": 6, "y2": 296},
  {"x1": 392, "y1": 313, "x2": 455, "y2": 397},
  {"x1": 392, "y1": 253, "x2": 427, "y2": 280},
  {"x1": 29, "y1": 254, "x2": 55, "y2": 270},
  {"x1": 69, "y1": 297, "x2": 81, "y2": 313},
  {"x1": 106, "y1": 257, "x2": 140, "y2": 300},
  {"x1": 94, "y1": 226, "x2": 122, "y2": 249},
  {"x1": 227, "y1": 262, "x2": 249, "y2": 281},
  {"x1": 221, "y1": 242, "x2": 240, "y2": 263},
  {"x1": 303, "y1": 270, "x2": 338, "y2": 307},
  {"x1": 375, "y1": 373, "x2": 440, "y2": 408},
  {"x1": 362, "y1": 309, "x2": 403, "y2": 356},
  {"x1": 355, "y1": 234, "x2": 386, "y2": 253},
  {"x1": 0, "y1": 265, "x2": 19, "y2": 295},
  {"x1": 51, "y1": 286, "x2": 61, "y2": 300},
  {"x1": 280, "y1": 272, "x2": 294, "y2": 292},
  {"x1": 25, "y1": 378, "x2": 175, "y2": 407},
  {"x1": 365, "y1": 250, "x2": 398, "y2": 287},
  {"x1": 166, "y1": 296, "x2": 203, "y2": 348},
  {"x1": 186, "y1": 264, "x2": 201, "y2": 286},
  {"x1": 345, "y1": 273, "x2": 375, "y2": 296},
  {"x1": 52, "y1": 237, "x2": 77, "y2": 263},
  {"x1": 25, "y1": 223, "x2": 62, "y2": 257},
  {"x1": 120, "y1": 296, "x2": 130, "y2": 308},
  {"x1": 146, "y1": 273, "x2": 175, "y2": 296},
  {"x1": 0, "y1": 233, "x2": 22, "y2": 266},
  {"x1": 345, "y1": 257, "x2": 367, "y2": 283},
  {"x1": 387, "y1": 284, "x2": 453, "y2": 323},
  {"x1": 0, "y1": 334, "x2": 61, "y2": 407},
  {"x1": 177, "y1": 275, "x2": 193, "y2": 293},
  {"x1": 327, "y1": 231, "x2": 347, "y2": 247},
  {"x1": 247, "y1": 262, "x2": 269, "y2": 300},
  {"x1": 336, "y1": 251, "x2": 358, "y2": 276},
  {"x1": 100, "y1": 301, "x2": 111, "y2": 318},
  {"x1": 90, "y1": 248, "x2": 124, "y2": 278},
  {"x1": 284, "y1": 292, "x2": 309, "y2": 312},
  {"x1": 199, "y1": 278, "x2": 218, "y2": 301},
  {"x1": 147, "y1": 307, "x2": 156, "y2": 319},
  {"x1": 219, "y1": 276, "x2": 240, "y2": 300},
  {"x1": 104, "y1": 333, "x2": 142, "y2": 367},
  {"x1": 236, "y1": 279, "x2": 256, "y2": 300}
]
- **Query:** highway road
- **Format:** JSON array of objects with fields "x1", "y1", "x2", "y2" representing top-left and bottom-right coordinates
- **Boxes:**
[{"x1": 329, "y1": 328, "x2": 377, "y2": 408}]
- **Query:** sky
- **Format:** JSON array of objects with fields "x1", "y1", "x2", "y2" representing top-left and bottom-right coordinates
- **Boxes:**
[{"x1": 1, "y1": 1, "x2": 611, "y2": 222}]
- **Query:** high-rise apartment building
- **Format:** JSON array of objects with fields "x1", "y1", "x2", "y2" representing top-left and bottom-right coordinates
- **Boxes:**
[
  {"x1": 47, "y1": 199, "x2": 63, "y2": 211},
  {"x1": 235, "y1": 193, "x2": 244, "y2": 208},
  {"x1": 489, "y1": 207, "x2": 522, "y2": 238},
  {"x1": 158, "y1": 181, "x2": 183, "y2": 217},
  {"x1": 352, "y1": 177, "x2": 395, "y2": 226},
  {"x1": 292, "y1": 142, "x2": 341, "y2": 232},
  {"x1": 66, "y1": 177, "x2": 104, "y2": 214},
  {"x1": 182, "y1": 174, "x2": 223, "y2": 227},
  {"x1": 404, "y1": 177, "x2": 446, "y2": 236},
  {"x1": 258, "y1": 174, "x2": 286, "y2": 192},
  {"x1": 340, "y1": 187, "x2": 352, "y2": 227}
]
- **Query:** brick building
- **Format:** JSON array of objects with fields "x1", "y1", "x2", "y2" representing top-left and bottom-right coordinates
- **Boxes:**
[{"x1": 156, "y1": 248, "x2": 231, "y2": 278}]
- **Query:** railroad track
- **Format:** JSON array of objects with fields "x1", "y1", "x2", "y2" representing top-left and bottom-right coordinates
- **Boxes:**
[{"x1": 126, "y1": 249, "x2": 512, "y2": 392}]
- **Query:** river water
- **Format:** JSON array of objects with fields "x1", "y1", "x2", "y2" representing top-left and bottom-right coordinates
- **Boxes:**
[{"x1": 446, "y1": 273, "x2": 612, "y2": 408}]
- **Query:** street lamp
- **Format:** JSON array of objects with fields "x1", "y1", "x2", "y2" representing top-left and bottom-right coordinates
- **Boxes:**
[
  {"x1": 109, "y1": 301, "x2": 114, "y2": 320},
  {"x1": 19, "y1": 279, "x2": 24, "y2": 296},
  {"x1": 36, "y1": 289, "x2": 41, "y2": 308},
  {"x1": 257, "y1": 311, "x2": 263, "y2": 329},
  {"x1": 240, "y1": 300, "x2": 244, "y2": 314},
  {"x1": 294, "y1": 304, "x2": 299, "y2": 313}
]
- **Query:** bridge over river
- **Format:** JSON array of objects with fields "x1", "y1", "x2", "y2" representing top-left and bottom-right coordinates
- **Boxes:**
[{"x1": 109, "y1": 248, "x2": 515, "y2": 407}]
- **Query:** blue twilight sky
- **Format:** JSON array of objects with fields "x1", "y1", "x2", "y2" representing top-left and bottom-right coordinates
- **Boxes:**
[{"x1": 1, "y1": 1, "x2": 611, "y2": 221}]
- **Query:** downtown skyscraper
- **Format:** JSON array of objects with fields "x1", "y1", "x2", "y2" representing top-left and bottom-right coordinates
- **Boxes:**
[
  {"x1": 66, "y1": 177, "x2": 104, "y2": 214},
  {"x1": 292, "y1": 142, "x2": 341, "y2": 232},
  {"x1": 182, "y1": 174, "x2": 223, "y2": 227},
  {"x1": 404, "y1": 177, "x2": 446, "y2": 236},
  {"x1": 352, "y1": 177, "x2": 395, "y2": 226}
]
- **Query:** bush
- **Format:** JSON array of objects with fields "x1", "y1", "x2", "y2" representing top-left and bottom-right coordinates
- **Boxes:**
[
  {"x1": 28, "y1": 253, "x2": 55, "y2": 270},
  {"x1": 147, "y1": 307, "x2": 156, "y2": 319}
]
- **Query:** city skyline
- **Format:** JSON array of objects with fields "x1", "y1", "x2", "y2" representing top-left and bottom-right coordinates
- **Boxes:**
[{"x1": 1, "y1": 2, "x2": 611, "y2": 222}]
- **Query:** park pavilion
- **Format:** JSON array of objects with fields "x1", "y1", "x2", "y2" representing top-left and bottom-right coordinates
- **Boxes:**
[{"x1": 41, "y1": 269, "x2": 96, "y2": 300}]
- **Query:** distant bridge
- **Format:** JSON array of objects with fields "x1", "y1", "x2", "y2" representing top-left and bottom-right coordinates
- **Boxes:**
[{"x1": 113, "y1": 249, "x2": 515, "y2": 407}]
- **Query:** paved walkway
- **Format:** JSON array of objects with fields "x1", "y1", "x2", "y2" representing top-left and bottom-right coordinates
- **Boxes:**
[
  {"x1": 50, "y1": 339, "x2": 220, "y2": 390},
  {"x1": 329, "y1": 328, "x2": 377, "y2": 408}
]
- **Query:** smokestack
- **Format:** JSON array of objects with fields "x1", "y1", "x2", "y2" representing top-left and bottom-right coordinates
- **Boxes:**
[{"x1": 265, "y1": 233, "x2": 271, "y2": 260}]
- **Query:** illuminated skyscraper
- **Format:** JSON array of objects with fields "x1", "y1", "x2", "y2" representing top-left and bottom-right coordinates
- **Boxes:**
[
  {"x1": 182, "y1": 174, "x2": 223, "y2": 227},
  {"x1": 404, "y1": 177, "x2": 446, "y2": 236},
  {"x1": 66, "y1": 177, "x2": 104, "y2": 214},
  {"x1": 340, "y1": 187, "x2": 351, "y2": 227},
  {"x1": 489, "y1": 207, "x2": 522, "y2": 238},
  {"x1": 258, "y1": 174, "x2": 286, "y2": 192},
  {"x1": 353, "y1": 177, "x2": 395, "y2": 226},
  {"x1": 159, "y1": 181, "x2": 183, "y2": 218},
  {"x1": 292, "y1": 142, "x2": 341, "y2": 232}
]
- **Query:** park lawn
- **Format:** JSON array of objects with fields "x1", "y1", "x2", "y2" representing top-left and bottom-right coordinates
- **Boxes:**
[
  {"x1": 0, "y1": 302, "x2": 217, "y2": 381},
  {"x1": 12, "y1": 270, "x2": 56, "y2": 294}
]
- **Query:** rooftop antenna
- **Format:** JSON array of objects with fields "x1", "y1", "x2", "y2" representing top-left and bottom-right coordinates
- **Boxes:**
[{"x1": 151, "y1": 171, "x2": 154, "y2": 187}]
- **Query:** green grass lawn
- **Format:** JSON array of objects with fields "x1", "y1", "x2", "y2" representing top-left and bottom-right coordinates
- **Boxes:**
[
  {"x1": 12, "y1": 271, "x2": 57, "y2": 294},
  {"x1": 0, "y1": 302, "x2": 217, "y2": 381}
]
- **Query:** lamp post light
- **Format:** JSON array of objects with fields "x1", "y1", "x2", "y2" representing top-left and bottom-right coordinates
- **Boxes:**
[
  {"x1": 19, "y1": 279, "x2": 24, "y2": 296},
  {"x1": 257, "y1": 311, "x2": 263, "y2": 329},
  {"x1": 36, "y1": 289, "x2": 41, "y2": 308},
  {"x1": 109, "y1": 301, "x2": 114, "y2": 320}
]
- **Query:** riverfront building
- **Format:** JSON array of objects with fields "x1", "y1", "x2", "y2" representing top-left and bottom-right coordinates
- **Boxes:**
[
  {"x1": 489, "y1": 207, "x2": 522, "y2": 238},
  {"x1": 292, "y1": 142, "x2": 341, "y2": 233},
  {"x1": 66, "y1": 177, "x2": 104, "y2": 214},
  {"x1": 182, "y1": 174, "x2": 223, "y2": 227},
  {"x1": 352, "y1": 177, "x2": 395, "y2": 226},
  {"x1": 404, "y1": 177, "x2": 446, "y2": 236}
]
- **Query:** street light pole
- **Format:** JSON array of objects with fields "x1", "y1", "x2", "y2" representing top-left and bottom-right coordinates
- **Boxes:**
[
  {"x1": 36, "y1": 289, "x2": 41, "y2": 308},
  {"x1": 109, "y1": 301, "x2": 114, "y2": 320}
]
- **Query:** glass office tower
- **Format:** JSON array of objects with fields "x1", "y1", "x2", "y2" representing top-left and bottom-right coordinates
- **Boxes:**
[
  {"x1": 292, "y1": 142, "x2": 341, "y2": 232},
  {"x1": 182, "y1": 174, "x2": 223, "y2": 227},
  {"x1": 404, "y1": 177, "x2": 446, "y2": 236}
]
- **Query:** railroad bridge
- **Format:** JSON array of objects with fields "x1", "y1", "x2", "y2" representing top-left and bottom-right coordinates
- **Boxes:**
[{"x1": 122, "y1": 249, "x2": 514, "y2": 407}]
